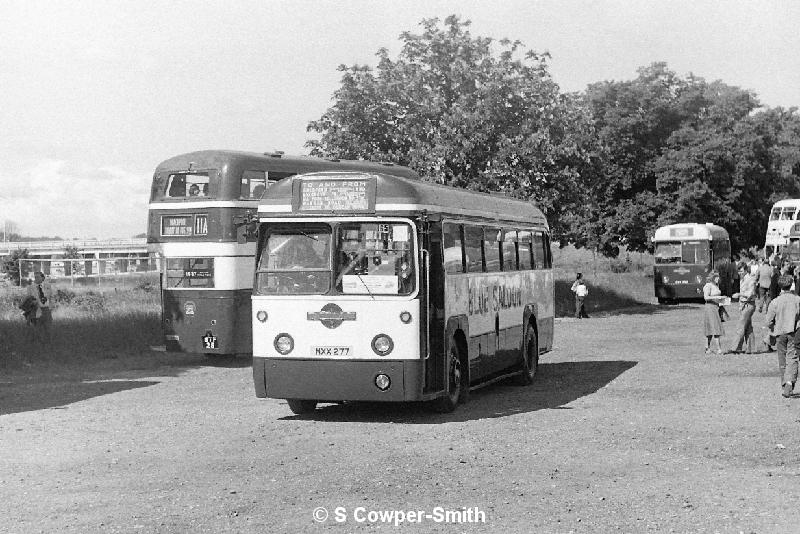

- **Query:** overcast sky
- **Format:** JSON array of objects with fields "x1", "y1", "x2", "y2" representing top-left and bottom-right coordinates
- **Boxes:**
[{"x1": 1, "y1": 0, "x2": 798, "y2": 239}]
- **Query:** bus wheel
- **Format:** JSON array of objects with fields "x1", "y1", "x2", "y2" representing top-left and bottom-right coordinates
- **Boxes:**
[
  {"x1": 515, "y1": 325, "x2": 539, "y2": 386},
  {"x1": 286, "y1": 399, "x2": 317, "y2": 414},
  {"x1": 432, "y1": 341, "x2": 463, "y2": 413}
]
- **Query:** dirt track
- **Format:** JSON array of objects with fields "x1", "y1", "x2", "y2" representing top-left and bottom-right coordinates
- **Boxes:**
[{"x1": 3, "y1": 303, "x2": 800, "y2": 533}]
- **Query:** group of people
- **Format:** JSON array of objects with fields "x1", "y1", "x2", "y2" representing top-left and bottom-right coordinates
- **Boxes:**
[{"x1": 703, "y1": 258, "x2": 800, "y2": 397}]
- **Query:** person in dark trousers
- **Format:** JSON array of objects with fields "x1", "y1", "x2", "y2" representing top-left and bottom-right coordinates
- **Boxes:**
[
  {"x1": 766, "y1": 275, "x2": 800, "y2": 397},
  {"x1": 571, "y1": 273, "x2": 589, "y2": 319},
  {"x1": 757, "y1": 258, "x2": 773, "y2": 312}
]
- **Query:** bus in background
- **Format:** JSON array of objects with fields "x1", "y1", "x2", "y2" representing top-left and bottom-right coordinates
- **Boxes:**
[
  {"x1": 147, "y1": 150, "x2": 418, "y2": 356},
  {"x1": 783, "y1": 222, "x2": 800, "y2": 264},
  {"x1": 765, "y1": 199, "x2": 800, "y2": 259},
  {"x1": 251, "y1": 171, "x2": 554, "y2": 414},
  {"x1": 652, "y1": 222, "x2": 735, "y2": 304}
]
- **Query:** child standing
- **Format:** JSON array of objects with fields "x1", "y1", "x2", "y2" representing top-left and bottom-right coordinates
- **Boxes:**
[
  {"x1": 765, "y1": 274, "x2": 800, "y2": 398},
  {"x1": 571, "y1": 273, "x2": 590, "y2": 319}
]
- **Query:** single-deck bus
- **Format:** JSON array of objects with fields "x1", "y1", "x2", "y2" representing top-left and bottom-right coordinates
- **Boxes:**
[
  {"x1": 765, "y1": 199, "x2": 800, "y2": 259},
  {"x1": 147, "y1": 150, "x2": 418, "y2": 355},
  {"x1": 652, "y1": 222, "x2": 735, "y2": 303},
  {"x1": 251, "y1": 171, "x2": 554, "y2": 414}
]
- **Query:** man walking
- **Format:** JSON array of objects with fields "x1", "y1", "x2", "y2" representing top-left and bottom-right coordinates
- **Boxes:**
[{"x1": 765, "y1": 275, "x2": 800, "y2": 397}]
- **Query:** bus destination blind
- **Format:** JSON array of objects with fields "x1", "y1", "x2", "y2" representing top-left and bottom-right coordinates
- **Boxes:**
[
  {"x1": 669, "y1": 227, "x2": 693, "y2": 237},
  {"x1": 162, "y1": 215, "x2": 194, "y2": 236},
  {"x1": 299, "y1": 179, "x2": 369, "y2": 211}
]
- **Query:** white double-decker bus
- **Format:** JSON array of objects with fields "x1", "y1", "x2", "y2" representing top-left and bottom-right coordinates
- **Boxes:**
[
  {"x1": 251, "y1": 171, "x2": 554, "y2": 413},
  {"x1": 765, "y1": 199, "x2": 800, "y2": 258}
]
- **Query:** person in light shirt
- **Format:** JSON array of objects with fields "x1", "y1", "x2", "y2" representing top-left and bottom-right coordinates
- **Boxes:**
[
  {"x1": 728, "y1": 262, "x2": 757, "y2": 354},
  {"x1": 765, "y1": 275, "x2": 800, "y2": 397},
  {"x1": 571, "y1": 273, "x2": 590, "y2": 319}
]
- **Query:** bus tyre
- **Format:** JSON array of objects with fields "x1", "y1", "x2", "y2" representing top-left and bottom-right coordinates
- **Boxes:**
[
  {"x1": 286, "y1": 399, "x2": 317, "y2": 414},
  {"x1": 515, "y1": 325, "x2": 539, "y2": 386},
  {"x1": 432, "y1": 341, "x2": 464, "y2": 413}
]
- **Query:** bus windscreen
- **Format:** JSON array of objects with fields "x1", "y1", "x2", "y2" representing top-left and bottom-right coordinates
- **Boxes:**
[
  {"x1": 654, "y1": 242, "x2": 681, "y2": 264},
  {"x1": 255, "y1": 222, "x2": 416, "y2": 295},
  {"x1": 654, "y1": 241, "x2": 709, "y2": 265}
]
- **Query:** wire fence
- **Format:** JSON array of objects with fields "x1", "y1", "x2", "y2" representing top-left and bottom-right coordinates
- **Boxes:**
[{"x1": 17, "y1": 256, "x2": 160, "y2": 290}]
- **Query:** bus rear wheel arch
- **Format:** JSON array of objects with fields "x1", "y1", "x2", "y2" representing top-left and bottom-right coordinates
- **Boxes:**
[
  {"x1": 286, "y1": 399, "x2": 317, "y2": 414},
  {"x1": 515, "y1": 323, "x2": 539, "y2": 386}
]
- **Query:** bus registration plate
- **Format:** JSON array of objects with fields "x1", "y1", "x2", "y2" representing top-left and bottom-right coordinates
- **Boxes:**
[
  {"x1": 202, "y1": 334, "x2": 218, "y2": 349},
  {"x1": 312, "y1": 346, "x2": 352, "y2": 357}
]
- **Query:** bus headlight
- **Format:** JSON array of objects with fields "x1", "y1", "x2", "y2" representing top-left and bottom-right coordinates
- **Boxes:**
[
  {"x1": 399, "y1": 311, "x2": 412, "y2": 324},
  {"x1": 371, "y1": 334, "x2": 394, "y2": 356},
  {"x1": 662, "y1": 275, "x2": 670, "y2": 283},
  {"x1": 375, "y1": 374, "x2": 391, "y2": 391},
  {"x1": 695, "y1": 275, "x2": 703, "y2": 284},
  {"x1": 256, "y1": 310, "x2": 268, "y2": 323},
  {"x1": 274, "y1": 333, "x2": 294, "y2": 355}
]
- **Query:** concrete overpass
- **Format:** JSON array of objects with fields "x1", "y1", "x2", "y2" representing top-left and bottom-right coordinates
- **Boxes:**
[
  {"x1": 0, "y1": 238, "x2": 148, "y2": 258},
  {"x1": 0, "y1": 238, "x2": 155, "y2": 280}
]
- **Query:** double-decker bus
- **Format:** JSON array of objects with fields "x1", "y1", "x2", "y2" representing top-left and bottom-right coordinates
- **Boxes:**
[
  {"x1": 147, "y1": 150, "x2": 418, "y2": 356},
  {"x1": 652, "y1": 223, "x2": 735, "y2": 303},
  {"x1": 765, "y1": 199, "x2": 800, "y2": 259},
  {"x1": 251, "y1": 171, "x2": 554, "y2": 414}
]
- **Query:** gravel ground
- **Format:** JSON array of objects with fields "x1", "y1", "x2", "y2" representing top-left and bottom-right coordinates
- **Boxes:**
[{"x1": 3, "y1": 303, "x2": 800, "y2": 533}]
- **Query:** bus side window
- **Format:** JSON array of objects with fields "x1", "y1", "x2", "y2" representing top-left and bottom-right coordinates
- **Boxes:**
[
  {"x1": 502, "y1": 229, "x2": 517, "y2": 271},
  {"x1": 532, "y1": 232, "x2": 546, "y2": 269},
  {"x1": 464, "y1": 225, "x2": 483, "y2": 273},
  {"x1": 443, "y1": 223, "x2": 464, "y2": 274},
  {"x1": 484, "y1": 227, "x2": 501, "y2": 272},
  {"x1": 518, "y1": 230, "x2": 532, "y2": 269}
]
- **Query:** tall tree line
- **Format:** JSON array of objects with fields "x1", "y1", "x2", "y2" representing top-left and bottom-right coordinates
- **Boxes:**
[{"x1": 307, "y1": 16, "x2": 800, "y2": 255}]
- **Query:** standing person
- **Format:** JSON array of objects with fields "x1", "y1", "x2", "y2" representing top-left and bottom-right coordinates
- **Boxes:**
[
  {"x1": 769, "y1": 261, "x2": 781, "y2": 308},
  {"x1": 703, "y1": 272, "x2": 726, "y2": 354},
  {"x1": 728, "y1": 262, "x2": 757, "y2": 354},
  {"x1": 26, "y1": 271, "x2": 53, "y2": 336},
  {"x1": 765, "y1": 274, "x2": 800, "y2": 397},
  {"x1": 571, "y1": 273, "x2": 589, "y2": 319},
  {"x1": 757, "y1": 258, "x2": 773, "y2": 312}
]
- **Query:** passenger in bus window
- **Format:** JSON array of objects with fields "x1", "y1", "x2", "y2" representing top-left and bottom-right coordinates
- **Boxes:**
[{"x1": 188, "y1": 184, "x2": 201, "y2": 197}]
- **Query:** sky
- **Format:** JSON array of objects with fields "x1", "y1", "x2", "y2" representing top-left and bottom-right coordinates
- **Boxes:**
[{"x1": 1, "y1": 0, "x2": 798, "y2": 239}]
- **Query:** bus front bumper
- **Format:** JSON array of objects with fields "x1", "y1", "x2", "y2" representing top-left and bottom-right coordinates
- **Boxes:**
[{"x1": 253, "y1": 357, "x2": 424, "y2": 402}]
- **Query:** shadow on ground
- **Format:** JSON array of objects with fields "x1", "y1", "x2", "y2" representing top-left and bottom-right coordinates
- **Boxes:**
[
  {"x1": 280, "y1": 360, "x2": 637, "y2": 424},
  {"x1": 555, "y1": 279, "x2": 703, "y2": 318},
  {"x1": 0, "y1": 379, "x2": 160, "y2": 416}
]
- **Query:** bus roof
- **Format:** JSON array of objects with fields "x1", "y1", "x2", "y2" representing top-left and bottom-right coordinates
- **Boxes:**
[
  {"x1": 153, "y1": 150, "x2": 418, "y2": 178},
  {"x1": 258, "y1": 171, "x2": 548, "y2": 228},
  {"x1": 653, "y1": 223, "x2": 729, "y2": 242},
  {"x1": 772, "y1": 199, "x2": 800, "y2": 209}
]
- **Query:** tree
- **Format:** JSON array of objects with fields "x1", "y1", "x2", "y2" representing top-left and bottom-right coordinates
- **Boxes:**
[
  {"x1": 577, "y1": 62, "x2": 785, "y2": 254},
  {"x1": 63, "y1": 244, "x2": 80, "y2": 276},
  {"x1": 307, "y1": 15, "x2": 593, "y2": 239},
  {"x1": 1, "y1": 249, "x2": 30, "y2": 286}
]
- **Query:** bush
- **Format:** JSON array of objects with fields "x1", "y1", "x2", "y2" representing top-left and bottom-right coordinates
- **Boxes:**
[{"x1": 71, "y1": 291, "x2": 107, "y2": 312}]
